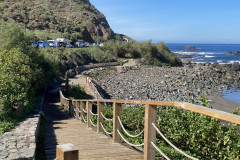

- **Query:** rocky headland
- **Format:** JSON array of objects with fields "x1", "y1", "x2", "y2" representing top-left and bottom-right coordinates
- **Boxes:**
[{"x1": 87, "y1": 63, "x2": 240, "y2": 104}]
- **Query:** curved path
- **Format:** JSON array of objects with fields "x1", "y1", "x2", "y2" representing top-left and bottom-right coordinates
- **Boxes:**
[
  {"x1": 43, "y1": 85, "x2": 143, "y2": 160},
  {"x1": 69, "y1": 74, "x2": 95, "y2": 98}
]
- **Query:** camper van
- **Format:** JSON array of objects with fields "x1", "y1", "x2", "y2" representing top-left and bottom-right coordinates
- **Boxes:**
[
  {"x1": 37, "y1": 41, "x2": 50, "y2": 48},
  {"x1": 47, "y1": 40, "x2": 59, "y2": 47}
]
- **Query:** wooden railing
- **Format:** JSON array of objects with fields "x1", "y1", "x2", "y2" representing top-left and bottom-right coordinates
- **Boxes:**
[{"x1": 59, "y1": 90, "x2": 240, "y2": 160}]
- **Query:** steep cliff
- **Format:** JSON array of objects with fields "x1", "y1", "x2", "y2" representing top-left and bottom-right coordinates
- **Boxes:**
[{"x1": 0, "y1": 0, "x2": 115, "y2": 42}]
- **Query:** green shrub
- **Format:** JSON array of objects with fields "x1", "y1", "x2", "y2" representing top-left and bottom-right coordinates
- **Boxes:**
[{"x1": 99, "y1": 96, "x2": 240, "y2": 159}]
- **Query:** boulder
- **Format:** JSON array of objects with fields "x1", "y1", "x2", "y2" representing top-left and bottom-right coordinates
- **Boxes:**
[
  {"x1": 182, "y1": 60, "x2": 191, "y2": 65},
  {"x1": 231, "y1": 62, "x2": 240, "y2": 71}
]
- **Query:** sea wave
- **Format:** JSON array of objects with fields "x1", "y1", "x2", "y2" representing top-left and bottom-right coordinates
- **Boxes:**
[
  {"x1": 174, "y1": 51, "x2": 196, "y2": 55},
  {"x1": 204, "y1": 55, "x2": 215, "y2": 58},
  {"x1": 198, "y1": 52, "x2": 215, "y2": 55},
  {"x1": 175, "y1": 51, "x2": 216, "y2": 55}
]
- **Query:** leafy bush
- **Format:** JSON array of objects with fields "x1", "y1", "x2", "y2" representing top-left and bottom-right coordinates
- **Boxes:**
[
  {"x1": 0, "y1": 23, "x2": 57, "y2": 134},
  {"x1": 0, "y1": 49, "x2": 35, "y2": 114},
  {"x1": 98, "y1": 97, "x2": 240, "y2": 159},
  {"x1": 101, "y1": 40, "x2": 182, "y2": 66}
]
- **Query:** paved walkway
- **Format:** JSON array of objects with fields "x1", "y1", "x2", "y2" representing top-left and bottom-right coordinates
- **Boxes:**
[
  {"x1": 43, "y1": 85, "x2": 143, "y2": 160},
  {"x1": 69, "y1": 74, "x2": 95, "y2": 98}
]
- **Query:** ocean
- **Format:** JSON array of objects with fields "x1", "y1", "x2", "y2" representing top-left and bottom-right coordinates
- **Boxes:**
[
  {"x1": 166, "y1": 43, "x2": 240, "y2": 64},
  {"x1": 166, "y1": 43, "x2": 240, "y2": 103}
]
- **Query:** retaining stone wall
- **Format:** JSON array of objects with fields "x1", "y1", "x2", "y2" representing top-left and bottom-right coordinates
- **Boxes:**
[{"x1": 0, "y1": 86, "x2": 47, "y2": 160}]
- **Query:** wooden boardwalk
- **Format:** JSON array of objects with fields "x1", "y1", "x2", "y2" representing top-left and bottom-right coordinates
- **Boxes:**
[{"x1": 43, "y1": 86, "x2": 143, "y2": 160}]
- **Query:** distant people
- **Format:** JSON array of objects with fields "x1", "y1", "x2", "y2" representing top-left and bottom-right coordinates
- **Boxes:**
[
  {"x1": 65, "y1": 71, "x2": 68, "y2": 81},
  {"x1": 147, "y1": 91, "x2": 150, "y2": 99},
  {"x1": 75, "y1": 66, "x2": 79, "y2": 75},
  {"x1": 192, "y1": 93, "x2": 195, "y2": 102},
  {"x1": 187, "y1": 90, "x2": 191, "y2": 97}
]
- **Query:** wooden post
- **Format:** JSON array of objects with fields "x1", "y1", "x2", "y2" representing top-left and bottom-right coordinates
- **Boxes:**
[
  {"x1": 56, "y1": 143, "x2": 78, "y2": 160},
  {"x1": 80, "y1": 101, "x2": 85, "y2": 123},
  {"x1": 75, "y1": 101, "x2": 79, "y2": 119},
  {"x1": 113, "y1": 102, "x2": 121, "y2": 143},
  {"x1": 87, "y1": 101, "x2": 92, "y2": 127},
  {"x1": 144, "y1": 104, "x2": 157, "y2": 160},
  {"x1": 97, "y1": 102, "x2": 104, "y2": 133},
  {"x1": 60, "y1": 91, "x2": 63, "y2": 106},
  {"x1": 68, "y1": 100, "x2": 72, "y2": 116}
]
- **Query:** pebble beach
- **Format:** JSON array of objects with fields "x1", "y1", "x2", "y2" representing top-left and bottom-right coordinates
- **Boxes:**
[{"x1": 87, "y1": 63, "x2": 240, "y2": 113}]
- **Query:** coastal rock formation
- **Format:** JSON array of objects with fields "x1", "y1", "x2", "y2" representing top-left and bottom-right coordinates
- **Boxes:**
[
  {"x1": 185, "y1": 45, "x2": 196, "y2": 50},
  {"x1": 0, "y1": 0, "x2": 115, "y2": 42},
  {"x1": 229, "y1": 51, "x2": 240, "y2": 56},
  {"x1": 87, "y1": 63, "x2": 240, "y2": 102}
]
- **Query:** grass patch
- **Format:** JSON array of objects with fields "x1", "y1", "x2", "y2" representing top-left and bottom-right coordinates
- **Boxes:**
[{"x1": 63, "y1": 85, "x2": 93, "y2": 99}]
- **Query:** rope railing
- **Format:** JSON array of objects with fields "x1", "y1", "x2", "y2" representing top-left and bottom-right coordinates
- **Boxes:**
[
  {"x1": 117, "y1": 130, "x2": 144, "y2": 147},
  {"x1": 82, "y1": 115, "x2": 87, "y2": 123},
  {"x1": 82, "y1": 107, "x2": 87, "y2": 113},
  {"x1": 59, "y1": 88, "x2": 240, "y2": 160},
  {"x1": 90, "y1": 119, "x2": 97, "y2": 127},
  {"x1": 151, "y1": 141, "x2": 171, "y2": 160},
  {"x1": 152, "y1": 123, "x2": 199, "y2": 160},
  {"x1": 100, "y1": 112, "x2": 113, "y2": 121},
  {"x1": 117, "y1": 116, "x2": 144, "y2": 138},
  {"x1": 76, "y1": 107, "x2": 81, "y2": 119},
  {"x1": 89, "y1": 110, "x2": 98, "y2": 116},
  {"x1": 77, "y1": 107, "x2": 81, "y2": 113},
  {"x1": 73, "y1": 107, "x2": 76, "y2": 118},
  {"x1": 100, "y1": 122, "x2": 113, "y2": 135}
]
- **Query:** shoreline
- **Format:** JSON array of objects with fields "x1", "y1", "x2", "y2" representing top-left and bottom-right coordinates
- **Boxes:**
[{"x1": 207, "y1": 95, "x2": 240, "y2": 113}]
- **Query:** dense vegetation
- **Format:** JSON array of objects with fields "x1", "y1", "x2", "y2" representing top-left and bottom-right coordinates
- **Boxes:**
[
  {"x1": 39, "y1": 40, "x2": 181, "y2": 74},
  {"x1": 0, "y1": 22, "x2": 181, "y2": 134},
  {"x1": 0, "y1": 24, "x2": 56, "y2": 134},
  {"x1": 97, "y1": 95, "x2": 240, "y2": 159},
  {"x1": 0, "y1": 0, "x2": 115, "y2": 42}
]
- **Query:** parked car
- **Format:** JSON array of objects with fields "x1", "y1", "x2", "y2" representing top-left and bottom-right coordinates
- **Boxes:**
[
  {"x1": 57, "y1": 38, "x2": 68, "y2": 47},
  {"x1": 75, "y1": 42, "x2": 84, "y2": 48},
  {"x1": 96, "y1": 42, "x2": 103, "y2": 46},
  {"x1": 47, "y1": 40, "x2": 59, "y2": 47},
  {"x1": 84, "y1": 42, "x2": 89, "y2": 47},
  {"x1": 31, "y1": 43, "x2": 38, "y2": 48},
  {"x1": 66, "y1": 43, "x2": 73, "y2": 48},
  {"x1": 37, "y1": 41, "x2": 50, "y2": 48},
  {"x1": 58, "y1": 41, "x2": 67, "y2": 47}
]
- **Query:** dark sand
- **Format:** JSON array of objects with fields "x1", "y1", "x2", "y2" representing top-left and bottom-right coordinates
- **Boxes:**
[{"x1": 207, "y1": 96, "x2": 240, "y2": 113}]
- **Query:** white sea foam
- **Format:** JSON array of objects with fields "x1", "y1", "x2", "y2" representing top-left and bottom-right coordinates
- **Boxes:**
[
  {"x1": 198, "y1": 52, "x2": 215, "y2": 55},
  {"x1": 174, "y1": 51, "x2": 196, "y2": 55},
  {"x1": 175, "y1": 51, "x2": 216, "y2": 55},
  {"x1": 205, "y1": 55, "x2": 215, "y2": 58},
  {"x1": 228, "y1": 61, "x2": 240, "y2": 64}
]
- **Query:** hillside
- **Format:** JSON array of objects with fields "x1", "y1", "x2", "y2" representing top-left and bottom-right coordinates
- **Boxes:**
[{"x1": 0, "y1": 0, "x2": 115, "y2": 42}]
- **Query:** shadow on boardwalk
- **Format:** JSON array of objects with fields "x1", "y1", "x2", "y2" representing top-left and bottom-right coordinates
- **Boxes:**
[{"x1": 43, "y1": 85, "x2": 71, "y2": 160}]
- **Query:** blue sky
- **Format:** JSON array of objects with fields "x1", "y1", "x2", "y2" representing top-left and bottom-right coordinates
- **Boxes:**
[{"x1": 90, "y1": 0, "x2": 240, "y2": 44}]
